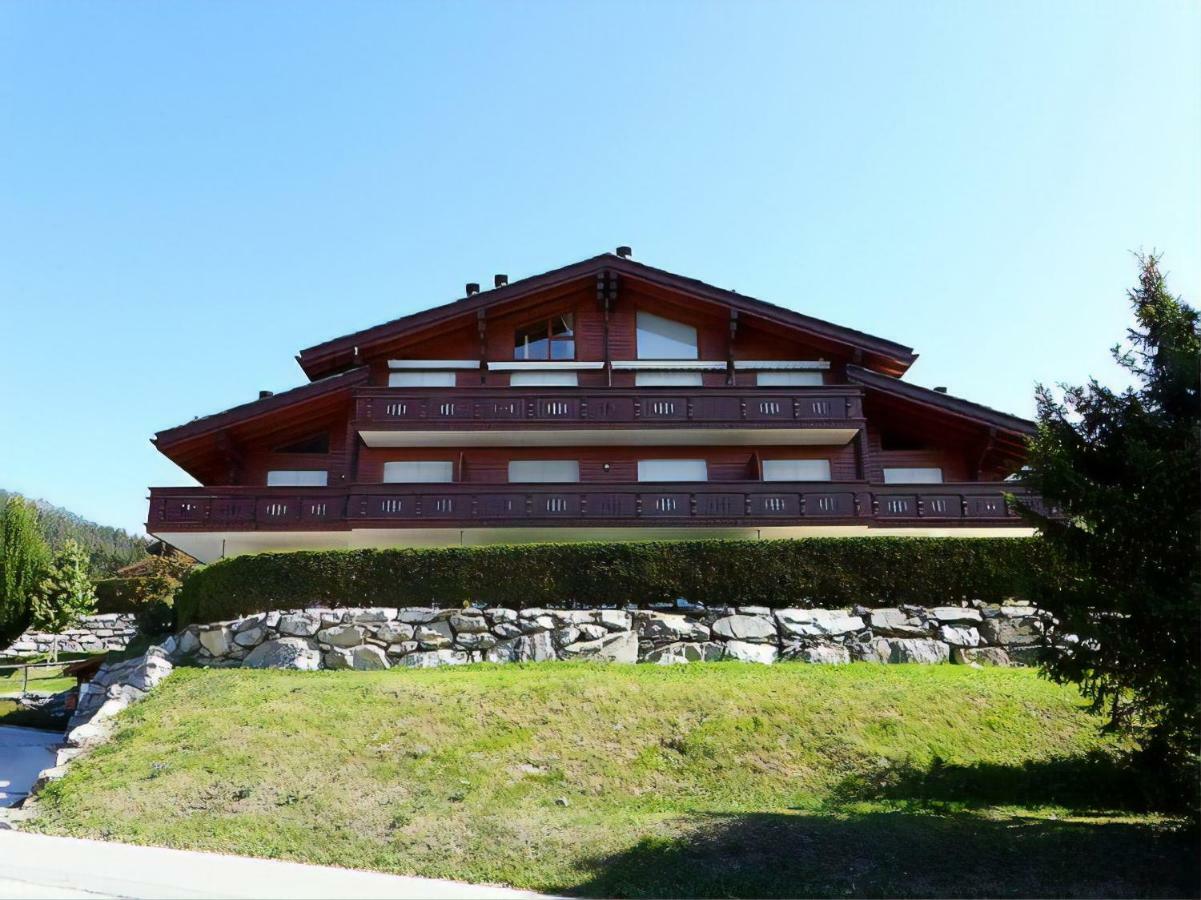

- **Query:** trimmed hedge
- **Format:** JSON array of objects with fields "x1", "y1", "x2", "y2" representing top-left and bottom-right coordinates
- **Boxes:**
[
  {"x1": 94, "y1": 575, "x2": 177, "y2": 634},
  {"x1": 175, "y1": 538, "x2": 1059, "y2": 627}
]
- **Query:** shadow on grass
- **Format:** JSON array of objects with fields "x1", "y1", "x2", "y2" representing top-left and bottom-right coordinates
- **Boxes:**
[
  {"x1": 825, "y1": 751, "x2": 1176, "y2": 814},
  {"x1": 568, "y1": 810, "x2": 1199, "y2": 899}
]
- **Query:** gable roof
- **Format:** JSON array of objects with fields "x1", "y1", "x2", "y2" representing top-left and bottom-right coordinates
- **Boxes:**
[
  {"x1": 153, "y1": 366, "x2": 369, "y2": 449},
  {"x1": 297, "y1": 253, "x2": 919, "y2": 379},
  {"x1": 845, "y1": 365, "x2": 1035, "y2": 437}
]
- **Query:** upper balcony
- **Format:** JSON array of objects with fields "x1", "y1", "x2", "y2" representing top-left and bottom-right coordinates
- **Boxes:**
[{"x1": 352, "y1": 386, "x2": 866, "y2": 447}]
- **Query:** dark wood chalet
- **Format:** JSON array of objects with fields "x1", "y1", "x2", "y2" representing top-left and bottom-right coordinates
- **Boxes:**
[{"x1": 149, "y1": 250, "x2": 1041, "y2": 562}]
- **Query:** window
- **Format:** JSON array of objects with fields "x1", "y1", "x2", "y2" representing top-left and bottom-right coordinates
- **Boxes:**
[
  {"x1": 883, "y1": 467, "x2": 943, "y2": 484},
  {"x1": 756, "y1": 371, "x2": 823, "y2": 387},
  {"x1": 634, "y1": 370, "x2": 703, "y2": 387},
  {"x1": 273, "y1": 432, "x2": 330, "y2": 454},
  {"x1": 510, "y1": 371, "x2": 579, "y2": 387},
  {"x1": 637, "y1": 311, "x2": 698, "y2": 360},
  {"x1": 637, "y1": 459, "x2": 708, "y2": 482},
  {"x1": 382, "y1": 461, "x2": 454, "y2": 483},
  {"x1": 388, "y1": 371, "x2": 457, "y2": 387},
  {"x1": 266, "y1": 470, "x2": 328, "y2": 487},
  {"x1": 514, "y1": 314, "x2": 574, "y2": 360},
  {"x1": 762, "y1": 459, "x2": 832, "y2": 481},
  {"x1": 507, "y1": 460, "x2": 580, "y2": 483}
]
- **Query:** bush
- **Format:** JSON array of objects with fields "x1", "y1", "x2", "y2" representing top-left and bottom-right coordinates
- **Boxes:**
[
  {"x1": 175, "y1": 537, "x2": 1057, "y2": 627},
  {"x1": 94, "y1": 575, "x2": 177, "y2": 634}
]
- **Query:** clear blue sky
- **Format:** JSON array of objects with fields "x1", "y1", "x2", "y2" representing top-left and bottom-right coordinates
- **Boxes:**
[{"x1": 2, "y1": 1, "x2": 1198, "y2": 535}]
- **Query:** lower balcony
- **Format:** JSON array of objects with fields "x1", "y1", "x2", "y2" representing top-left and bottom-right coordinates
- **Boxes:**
[{"x1": 149, "y1": 481, "x2": 1045, "y2": 538}]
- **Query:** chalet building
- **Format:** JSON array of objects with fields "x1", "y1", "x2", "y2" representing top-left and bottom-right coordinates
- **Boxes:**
[{"x1": 149, "y1": 250, "x2": 1040, "y2": 563}]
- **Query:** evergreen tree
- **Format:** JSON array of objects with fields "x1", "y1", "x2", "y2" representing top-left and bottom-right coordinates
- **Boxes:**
[
  {"x1": 31, "y1": 539, "x2": 96, "y2": 661},
  {"x1": 1021, "y1": 253, "x2": 1200, "y2": 785},
  {"x1": 0, "y1": 495, "x2": 51, "y2": 647}
]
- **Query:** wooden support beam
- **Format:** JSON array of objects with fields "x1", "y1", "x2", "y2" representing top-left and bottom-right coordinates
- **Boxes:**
[
  {"x1": 477, "y1": 310, "x2": 487, "y2": 385},
  {"x1": 727, "y1": 309, "x2": 739, "y2": 385},
  {"x1": 973, "y1": 428, "x2": 997, "y2": 481}
]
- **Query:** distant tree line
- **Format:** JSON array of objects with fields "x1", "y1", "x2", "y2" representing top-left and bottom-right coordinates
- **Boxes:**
[{"x1": 0, "y1": 489, "x2": 148, "y2": 577}]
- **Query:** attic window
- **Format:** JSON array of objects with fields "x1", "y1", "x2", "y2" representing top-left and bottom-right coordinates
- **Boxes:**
[
  {"x1": 274, "y1": 433, "x2": 330, "y2": 454},
  {"x1": 637, "y1": 311, "x2": 698, "y2": 360},
  {"x1": 880, "y1": 431, "x2": 928, "y2": 451},
  {"x1": 514, "y1": 314, "x2": 574, "y2": 360}
]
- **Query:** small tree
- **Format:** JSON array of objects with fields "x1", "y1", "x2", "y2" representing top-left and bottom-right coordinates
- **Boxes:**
[
  {"x1": 31, "y1": 540, "x2": 96, "y2": 662},
  {"x1": 0, "y1": 495, "x2": 51, "y2": 647},
  {"x1": 1021, "y1": 253, "x2": 1200, "y2": 785}
]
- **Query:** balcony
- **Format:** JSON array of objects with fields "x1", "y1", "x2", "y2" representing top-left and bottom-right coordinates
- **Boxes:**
[
  {"x1": 352, "y1": 386, "x2": 866, "y2": 447},
  {"x1": 148, "y1": 482, "x2": 1046, "y2": 533}
]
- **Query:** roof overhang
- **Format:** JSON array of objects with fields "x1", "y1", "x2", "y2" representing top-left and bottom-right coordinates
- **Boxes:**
[{"x1": 296, "y1": 254, "x2": 918, "y2": 380}]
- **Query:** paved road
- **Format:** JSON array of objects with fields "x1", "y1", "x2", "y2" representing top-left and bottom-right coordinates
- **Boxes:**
[
  {"x1": 0, "y1": 831, "x2": 548, "y2": 899},
  {"x1": 0, "y1": 725, "x2": 60, "y2": 807}
]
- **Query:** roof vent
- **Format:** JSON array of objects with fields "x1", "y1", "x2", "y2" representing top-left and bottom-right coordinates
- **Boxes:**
[
  {"x1": 933, "y1": 386, "x2": 948, "y2": 393},
  {"x1": 494, "y1": 274, "x2": 508, "y2": 288},
  {"x1": 259, "y1": 390, "x2": 274, "y2": 399},
  {"x1": 615, "y1": 245, "x2": 632, "y2": 258},
  {"x1": 466, "y1": 282, "x2": 480, "y2": 296}
]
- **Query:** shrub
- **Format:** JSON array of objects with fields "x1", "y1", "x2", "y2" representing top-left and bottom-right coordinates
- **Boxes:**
[
  {"x1": 175, "y1": 537, "x2": 1056, "y2": 627},
  {"x1": 94, "y1": 574, "x2": 177, "y2": 634}
]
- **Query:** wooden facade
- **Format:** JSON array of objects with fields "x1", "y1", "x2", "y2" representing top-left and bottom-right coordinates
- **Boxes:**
[{"x1": 149, "y1": 252, "x2": 1039, "y2": 562}]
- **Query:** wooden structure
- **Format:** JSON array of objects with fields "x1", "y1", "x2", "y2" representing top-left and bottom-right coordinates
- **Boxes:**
[{"x1": 148, "y1": 251, "x2": 1040, "y2": 562}]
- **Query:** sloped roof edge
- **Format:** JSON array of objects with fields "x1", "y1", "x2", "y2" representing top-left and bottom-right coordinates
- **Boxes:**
[
  {"x1": 153, "y1": 367, "x2": 369, "y2": 448},
  {"x1": 297, "y1": 253, "x2": 918, "y2": 379},
  {"x1": 846, "y1": 365, "x2": 1035, "y2": 436}
]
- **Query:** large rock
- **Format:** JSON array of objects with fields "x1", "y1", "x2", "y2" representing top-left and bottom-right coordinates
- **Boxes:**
[
  {"x1": 375, "y1": 622, "x2": 415, "y2": 643},
  {"x1": 785, "y1": 643, "x2": 851, "y2": 664},
  {"x1": 198, "y1": 627, "x2": 233, "y2": 657},
  {"x1": 243, "y1": 638, "x2": 321, "y2": 670},
  {"x1": 953, "y1": 646, "x2": 1012, "y2": 667},
  {"x1": 515, "y1": 631, "x2": 556, "y2": 662},
  {"x1": 397, "y1": 608, "x2": 443, "y2": 625},
  {"x1": 775, "y1": 608, "x2": 864, "y2": 638},
  {"x1": 351, "y1": 645, "x2": 390, "y2": 670},
  {"x1": 450, "y1": 611, "x2": 489, "y2": 633},
  {"x1": 401, "y1": 649, "x2": 472, "y2": 668},
  {"x1": 887, "y1": 638, "x2": 951, "y2": 664},
  {"x1": 597, "y1": 610, "x2": 632, "y2": 632},
  {"x1": 711, "y1": 614, "x2": 777, "y2": 644},
  {"x1": 642, "y1": 642, "x2": 725, "y2": 665},
  {"x1": 324, "y1": 648, "x2": 353, "y2": 669},
  {"x1": 929, "y1": 606, "x2": 983, "y2": 624},
  {"x1": 416, "y1": 621, "x2": 453, "y2": 649},
  {"x1": 576, "y1": 623, "x2": 609, "y2": 642},
  {"x1": 979, "y1": 617, "x2": 1042, "y2": 646},
  {"x1": 456, "y1": 632, "x2": 498, "y2": 650},
  {"x1": 723, "y1": 640, "x2": 778, "y2": 664},
  {"x1": 867, "y1": 608, "x2": 928, "y2": 637},
  {"x1": 560, "y1": 631, "x2": 638, "y2": 663},
  {"x1": 485, "y1": 607, "x2": 517, "y2": 623},
  {"x1": 492, "y1": 622, "x2": 523, "y2": 639},
  {"x1": 316, "y1": 625, "x2": 365, "y2": 648},
  {"x1": 639, "y1": 613, "x2": 710, "y2": 644},
  {"x1": 938, "y1": 625, "x2": 981, "y2": 647},
  {"x1": 277, "y1": 613, "x2": 321, "y2": 637},
  {"x1": 233, "y1": 626, "x2": 265, "y2": 648}
]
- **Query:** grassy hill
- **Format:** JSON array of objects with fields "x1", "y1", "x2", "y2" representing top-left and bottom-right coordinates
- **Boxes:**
[
  {"x1": 29, "y1": 663, "x2": 1198, "y2": 898},
  {"x1": 0, "y1": 489, "x2": 147, "y2": 576}
]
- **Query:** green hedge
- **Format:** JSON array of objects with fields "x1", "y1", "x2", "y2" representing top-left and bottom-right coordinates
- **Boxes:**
[
  {"x1": 94, "y1": 575, "x2": 177, "y2": 634},
  {"x1": 175, "y1": 538, "x2": 1058, "y2": 627}
]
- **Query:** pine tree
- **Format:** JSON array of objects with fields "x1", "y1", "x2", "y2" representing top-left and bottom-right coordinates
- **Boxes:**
[
  {"x1": 1021, "y1": 253, "x2": 1200, "y2": 787},
  {"x1": 0, "y1": 495, "x2": 51, "y2": 646},
  {"x1": 31, "y1": 539, "x2": 96, "y2": 661}
]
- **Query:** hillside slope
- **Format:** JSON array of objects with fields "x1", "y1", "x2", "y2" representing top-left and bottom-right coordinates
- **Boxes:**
[
  {"x1": 29, "y1": 663, "x2": 1197, "y2": 898},
  {"x1": 0, "y1": 489, "x2": 147, "y2": 576}
]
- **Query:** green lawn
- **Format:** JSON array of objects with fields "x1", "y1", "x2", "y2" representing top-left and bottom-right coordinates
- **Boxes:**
[
  {"x1": 29, "y1": 663, "x2": 1198, "y2": 898},
  {"x1": 0, "y1": 662, "x2": 76, "y2": 696}
]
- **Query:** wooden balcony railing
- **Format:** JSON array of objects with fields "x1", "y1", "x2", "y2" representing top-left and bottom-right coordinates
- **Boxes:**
[
  {"x1": 148, "y1": 482, "x2": 1046, "y2": 532},
  {"x1": 351, "y1": 386, "x2": 865, "y2": 430}
]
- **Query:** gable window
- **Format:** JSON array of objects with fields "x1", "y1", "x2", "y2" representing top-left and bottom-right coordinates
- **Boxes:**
[
  {"x1": 637, "y1": 311, "x2": 698, "y2": 360},
  {"x1": 635, "y1": 370, "x2": 703, "y2": 387},
  {"x1": 637, "y1": 459, "x2": 708, "y2": 482},
  {"x1": 882, "y1": 467, "x2": 943, "y2": 484},
  {"x1": 266, "y1": 470, "x2": 328, "y2": 487},
  {"x1": 507, "y1": 460, "x2": 580, "y2": 483},
  {"x1": 762, "y1": 459, "x2": 831, "y2": 481},
  {"x1": 514, "y1": 314, "x2": 574, "y2": 360},
  {"x1": 756, "y1": 371, "x2": 823, "y2": 387},
  {"x1": 382, "y1": 461, "x2": 454, "y2": 483},
  {"x1": 510, "y1": 371, "x2": 579, "y2": 387},
  {"x1": 388, "y1": 371, "x2": 457, "y2": 387}
]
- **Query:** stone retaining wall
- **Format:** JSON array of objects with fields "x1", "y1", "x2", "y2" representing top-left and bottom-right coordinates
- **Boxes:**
[
  {"x1": 177, "y1": 601, "x2": 1049, "y2": 671},
  {"x1": 2, "y1": 613, "x2": 139, "y2": 659}
]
